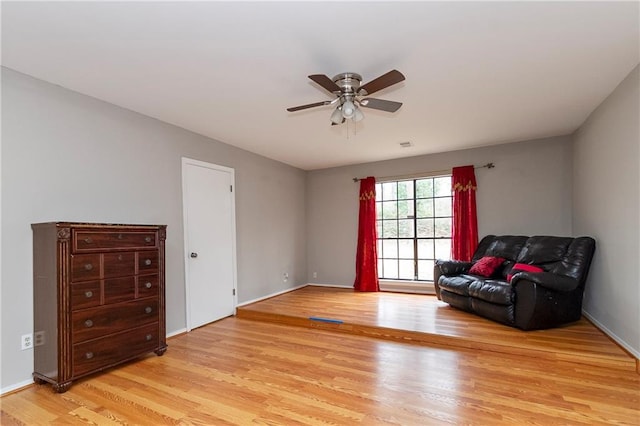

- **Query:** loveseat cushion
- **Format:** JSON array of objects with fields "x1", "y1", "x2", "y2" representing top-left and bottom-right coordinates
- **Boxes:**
[
  {"x1": 438, "y1": 274, "x2": 475, "y2": 297},
  {"x1": 468, "y1": 279, "x2": 514, "y2": 305},
  {"x1": 439, "y1": 275, "x2": 514, "y2": 306}
]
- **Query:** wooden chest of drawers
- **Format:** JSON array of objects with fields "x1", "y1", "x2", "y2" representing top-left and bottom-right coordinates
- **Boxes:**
[{"x1": 32, "y1": 222, "x2": 167, "y2": 393}]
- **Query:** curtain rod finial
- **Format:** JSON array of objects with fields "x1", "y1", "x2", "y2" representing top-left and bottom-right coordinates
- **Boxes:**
[
  {"x1": 487, "y1": 162, "x2": 495, "y2": 169},
  {"x1": 353, "y1": 178, "x2": 360, "y2": 182}
]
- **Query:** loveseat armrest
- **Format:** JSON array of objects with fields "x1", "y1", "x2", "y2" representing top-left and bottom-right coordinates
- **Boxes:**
[
  {"x1": 434, "y1": 260, "x2": 472, "y2": 300},
  {"x1": 512, "y1": 271, "x2": 579, "y2": 292},
  {"x1": 435, "y1": 260, "x2": 473, "y2": 276}
]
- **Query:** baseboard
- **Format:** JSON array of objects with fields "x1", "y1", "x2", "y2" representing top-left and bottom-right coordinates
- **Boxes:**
[
  {"x1": 1, "y1": 379, "x2": 34, "y2": 396},
  {"x1": 167, "y1": 328, "x2": 187, "y2": 338},
  {"x1": 307, "y1": 283, "x2": 352, "y2": 289},
  {"x1": 582, "y1": 310, "x2": 640, "y2": 363},
  {"x1": 236, "y1": 284, "x2": 309, "y2": 307}
]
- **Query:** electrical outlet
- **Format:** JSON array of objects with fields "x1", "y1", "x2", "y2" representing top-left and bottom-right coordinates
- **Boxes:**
[
  {"x1": 283, "y1": 272, "x2": 289, "y2": 282},
  {"x1": 34, "y1": 331, "x2": 45, "y2": 347},
  {"x1": 313, "y1": 272, "x2": 318, "y2": 279},
  {"x1": 21, "y1": 334, "x2": 33, "y2": 350}
]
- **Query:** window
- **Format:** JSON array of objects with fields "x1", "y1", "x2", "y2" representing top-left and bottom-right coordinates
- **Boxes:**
[{"x1": 376, "y1": 176, "x2": 452, "y2": 281}]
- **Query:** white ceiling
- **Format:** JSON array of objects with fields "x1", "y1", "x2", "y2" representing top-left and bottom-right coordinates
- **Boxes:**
[{"x1": 2, "y1": 2, "x2": 638, "y2": 170}]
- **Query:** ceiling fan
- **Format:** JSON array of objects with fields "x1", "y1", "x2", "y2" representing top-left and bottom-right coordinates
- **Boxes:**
[{"x1": 286, "y1": 70, "x2": 405, "y2": 125}]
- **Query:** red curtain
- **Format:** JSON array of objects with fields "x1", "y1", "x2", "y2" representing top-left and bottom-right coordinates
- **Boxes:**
[
  {"x1": 451, "y1": 166, "x2": 478, "y2": 261},
  {"x1": 354, "y1": 177, "x2": 379, "y2": 292}
]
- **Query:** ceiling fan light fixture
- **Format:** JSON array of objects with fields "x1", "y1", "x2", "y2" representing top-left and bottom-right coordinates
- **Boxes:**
[
  {"x1": 353, "y1": 107, "x2": 364, "y2": 122},
  {"x1": 342, "y1": 100, "x2": 356, "y2": 119},
  {"x1": 330, "y1": 106, "x2": 344, "y2": 124}
]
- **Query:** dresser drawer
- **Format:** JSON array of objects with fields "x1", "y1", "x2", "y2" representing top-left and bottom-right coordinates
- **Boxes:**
[
  {"x1": 71, "y1": 281, "x2": 101, "y2": 310},
  {"x1": 138, "y1": 251, "x2": 159, "y2": 273},
  {"x1": 103, "y1": 252, "x2": 135, "y2": 278},
  {"x1": 72, "y1": 299, "x2": 159, "y2": 343},
  {"x1": 137, "y1": 274, "x2": 159, "y2": 299},
  {"x1": 72, "y1": 323, "x2": 159, "y2": 377},
  {"x1": 104, "y1": 276, "x2": 135, "y2": 304},
  {"x1": 71, "y1": 254, "x2": 101, "y2": 282},
  {"x1": 73, "y1": 231, "x2": 157, "y2": 252}
]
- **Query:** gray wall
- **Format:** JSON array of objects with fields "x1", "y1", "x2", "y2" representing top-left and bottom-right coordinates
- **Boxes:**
[
  {"x1": 306, "y1": 136, "x2": 573, "y2": 286},
  {"x1": 572, "y1": 65, "x2": 639, "y2": 357},
  {"x1": 1, "y1": 68, "x2": 307, "y2": 391}
]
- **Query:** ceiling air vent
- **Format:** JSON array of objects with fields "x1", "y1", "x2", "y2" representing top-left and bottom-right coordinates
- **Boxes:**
[{"x1": 399, "y1": 141, "x2": 413, "y2": 148}]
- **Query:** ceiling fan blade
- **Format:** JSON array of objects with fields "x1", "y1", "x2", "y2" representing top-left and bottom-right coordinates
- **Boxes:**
[
  {"x1": 287, "y1": 101, "x2": 331, "y2": 112},
  {"x1": 358, "y1": 70, "x2": 405, "y2": 96},
  {"x1": 331, "y1": 117, "x2": 346, "y2": 126},
  {"x1": 308, "y1": 74, "x2": 342, "y2": 94},
  {"x1": 359, "y1": 98, "x2": 403, "y2": 113}
]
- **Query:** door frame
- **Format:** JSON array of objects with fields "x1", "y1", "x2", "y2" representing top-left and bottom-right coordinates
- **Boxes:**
[{"x1": 181, "y1": 157, "x2": 238, "y2": 332}]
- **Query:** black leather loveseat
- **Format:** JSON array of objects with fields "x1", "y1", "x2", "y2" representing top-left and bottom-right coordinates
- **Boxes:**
[{"x1": 434, "y1": 235, "x2": 595, "y2": 330}]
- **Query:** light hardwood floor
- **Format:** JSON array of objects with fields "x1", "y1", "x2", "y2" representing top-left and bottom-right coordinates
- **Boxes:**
[{"x1": 2, "y1": 286, "x2": 639, "y2": 425}]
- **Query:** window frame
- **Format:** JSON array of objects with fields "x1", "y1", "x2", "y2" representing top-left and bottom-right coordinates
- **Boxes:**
[{"x1": 376, "y1": 174, "x2": 453, "y2": 282}]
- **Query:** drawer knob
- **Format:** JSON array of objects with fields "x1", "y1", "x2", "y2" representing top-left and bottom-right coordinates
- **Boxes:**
[
  {"x1": 145, "y1": 236, "x2": 152, "y2": 243},
  {"x1": 145, "y1": 282, "x2": 152, "y2": 289},
  {"x1": 84, "y1": 319, "x2": 93, "y2": 328},
  {"x1": 146, "y1": 334, "x2": 153, "y2": 341},
  {"x1": 85, "y1": 291, "x2": 93, "y2": 298},
  {"x1": 118, "y1": 234, "x2": 123, "y2": 240},
  {"x1": 117, "y1": 255, "x2": 123, "y2": 261},
  {"x1": 144, "y1": 259, "x2": 152, "y2": 266},
  {"x1": 145, "y1": 306, "x2": 152, "y2": 314},
  {"x1": 84, "y1": 263, "x2": 93, "y2": 271},
  {"x1": 85, "y1": 352, "x2": 94, "y2": 359},
  {"x1": 84, "y1": 237, "x2": 93, "y2": 244}
]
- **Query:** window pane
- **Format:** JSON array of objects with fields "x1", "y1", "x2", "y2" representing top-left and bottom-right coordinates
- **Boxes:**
[
  {"x1": 398, "y1": 239, "x2": 414, "y2": 258},
  {"x1": 397, "y1": 180, "x2": 414, "y2": 200},
  {"x1": 434, "y1": 177, "x2": 452, "y2": 197},
  {"x1": 383, "y1": 259, "x2": 398, "y2": 279},
  {"x1": 382, "y1": 182, "x2": 397, "y2": 200},
  {"x1": 377, "y1": 239, "x2": 383, "y2": 257},
  {"x1": 378, "y1": 258, "x2": 384, "y2": 277},
  {"x1": 416, "y1": 199, "x2": 433, "y2": 218},
  {"x1": 434, "y1": 198, "x2": 451, "y2": 217},
  {"x1": 416, "y1": 179, "x2": 433, "y2": 198},
  {"x1": 382, "y1": 239, "x2": 398, "y2": 258},
  {"x1": 417, "y1": 218, "x2": 434, "y2": 237},
  {"x1": 398, "y1": 219, "x2": 414, "y2": 238},
  {"x1": 381, "y1": 201, "x2": 397, "y2": 219},
  {"x1": 382, "y1": 220, "x2": 397, "y2": 238},
  {"x1": 375, "y1": 183, "x2": 382, "y2": 199},
  {"x1": 417, "y1": 239, "x2": 434, "y2": 259},
  {"x1": 376, "y1": 202, "x2": 382, "y2": 220},
  {"x1": 435, "y1": 218, "x2": 451, "y2": 238},
  {"x1": 418, "y1": 260, "x2": 434, "y2": 281},
  {"x1": 399, "y1": 260, "x2": 415, "y2": 280},
  {"x1": 397, "y1": 200, "x2": 414, "y2": 219},
  {"x1": 435, "y1": 239, "x2": 451, "y2": 260},
  {"x1": 376, "y1": 221, "x2": 382, "y2": 238}
]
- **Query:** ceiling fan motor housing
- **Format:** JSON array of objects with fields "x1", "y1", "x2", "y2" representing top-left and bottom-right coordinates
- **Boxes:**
[{"x1": 332, "y1": 73, "x2": 362, "y2": 94}]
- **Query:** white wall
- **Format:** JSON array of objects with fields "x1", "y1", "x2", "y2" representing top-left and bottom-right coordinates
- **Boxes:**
[
  {"x1": 306, "y1": 136, "x2": 573, "y2": 286},
  {"x1": 572, "y1": 65, "x2": 639, "y2": 357},
  {"x1": 1, "y1": 68, "x2": 307, "y2": 391}
]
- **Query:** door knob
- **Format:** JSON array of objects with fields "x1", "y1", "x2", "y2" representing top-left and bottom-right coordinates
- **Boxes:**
[{"x1": 190, "y1": 252, "x2": 198, "y2": 258}]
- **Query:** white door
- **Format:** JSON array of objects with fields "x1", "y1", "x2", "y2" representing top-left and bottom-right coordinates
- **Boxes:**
[{"x1": 182, "y1": 158, "x2": 237, "y2": 330}]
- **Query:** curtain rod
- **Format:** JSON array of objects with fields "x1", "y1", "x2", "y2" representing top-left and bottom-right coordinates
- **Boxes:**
[{"x1": 352, "y1": 162, "x2": 494, "y2": 182}]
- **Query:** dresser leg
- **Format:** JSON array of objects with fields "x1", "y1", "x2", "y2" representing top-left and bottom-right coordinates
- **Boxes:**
[
  {"x1": 53, "y1": 381, "x2": 72, "y2": 393},
  {"x1": 154, "y1": 346, "x2": 167, "y2": 356}
]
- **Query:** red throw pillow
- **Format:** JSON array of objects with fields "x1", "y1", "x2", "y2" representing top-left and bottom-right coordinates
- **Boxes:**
[
  {"x1": 507, "y1": 263, "x2": 544, "y2": 282},
  {"x1": 469, "y1": 256, "x2": 505, "y2": 277}
]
